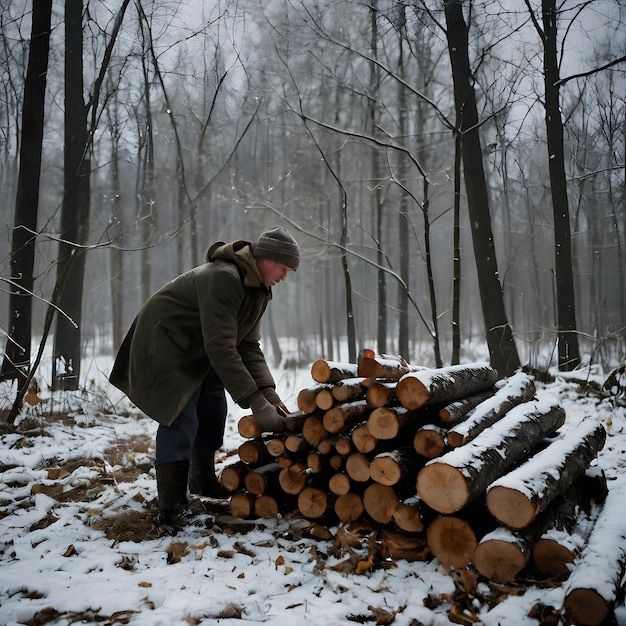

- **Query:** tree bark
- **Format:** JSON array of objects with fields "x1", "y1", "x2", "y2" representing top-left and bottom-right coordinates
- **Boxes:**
[
  {"x1": 416, "y1": 399, "x2": 565, "y2": 513},
  {"x1": 486, "y1": 420, "x2": 606, "y2": 529},
  {"x1": 323, "y1": 400, "x2": 373, "y2": 434},
  {"x1": 447, "y1": 372, "x2": 536, "y2": 447},
  {"x1": 443, "y1": 0, "x2": 521, "y2": 377},
  {"x1": 396, "y1": 362, "x2": 498, "y2": 411},
  {"x1": 331, "y1": 377, "x2": 367, "y2": 403},
  {"x1": 563, "y1": 476, "x2": 626, "y2": 626},
  {"x1": 437, "y1": 388, "x2": 497, "y2": 427},
  {"x1": 1, "y1": 0, "x2": 52, "y2": 382}
]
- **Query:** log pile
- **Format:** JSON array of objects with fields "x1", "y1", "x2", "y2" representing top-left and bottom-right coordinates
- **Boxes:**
[{"x1": 223, "y1": 353, "x2": 615, "y2": 625}]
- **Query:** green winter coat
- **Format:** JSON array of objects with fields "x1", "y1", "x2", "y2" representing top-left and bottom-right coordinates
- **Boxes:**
[{"x1": 109, "y1": 240, "x2": 276, "y2": 425}]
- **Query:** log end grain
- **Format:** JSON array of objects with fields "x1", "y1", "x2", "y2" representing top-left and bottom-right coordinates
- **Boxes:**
[
  {"x1": 396, "y1": 374, "x2": 429, "y2": 410},
  {"x1": 254, "y1": 494, "x2": 279, "y2": 519},
  {"x1": 472, "y1": 539, "x2": 527, "y2": 583},
  {"x1": 416, "y1": 463, "x2": 470, "y2": 514},
  {"x1": 564, "y1": 588, "x2": 612, "y2": 626},
  {"x1": 237, "y1": 415, "x2": 262, "y2": 439},
  {"x1": 363, "y1": 483, "x2": 399, "y2": 524},
  {"x1": 413, "y1": 428, "x2": 446, "y2": 458},
  {"x1": 532, "y1": 539, "x2": 575, "y2": 579},
  {"x1": 298, "y1": 486, "x2": 328, "y2": 519},
  {"x1": 370, "y1": 456, "x2": 402, "y2": 486},
  {"x1": 392, "y1": 502, "x2": 424, "y2": 533},
  {"x1": 426, "y1": 516, "x2": 477, "y2": 570},
  {"x1": 485, "y1": 485, "x2": 538, "y2": 530},
  {"x1": 311, "y1": 359, "x2": 332, "y2": 383},
  {"x1": 345, "y1": 452, "x2": 371, "y2": 483},
  {"x1": 367, "y1": 407, "x2": 399, "y2": 440},
  {"x1": 334, "y1": 493, "x2": 364, "y2": 523}
]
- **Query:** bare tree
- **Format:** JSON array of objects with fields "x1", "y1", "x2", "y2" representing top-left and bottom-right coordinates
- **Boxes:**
[
  {"x1": 443, "y1": 0, "x2": 521, "y2": 376},
  {"x1": 524, "y1": 0, "x2": 581, "y2": 370},
  {"x1": 1, "y1": 0, "x2": 52, "y2": 383}
]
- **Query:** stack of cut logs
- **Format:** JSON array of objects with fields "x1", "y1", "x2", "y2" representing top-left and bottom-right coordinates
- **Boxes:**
[{"x1": 222, "y1": 351, "x2": 620, "y2": 626}]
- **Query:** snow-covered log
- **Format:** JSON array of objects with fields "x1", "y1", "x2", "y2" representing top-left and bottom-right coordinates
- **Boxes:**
[
  {"x1": 473, "y1": 526, "x2": 531, "y2": 583},
  {"x1": 357, "y1": 355, "x2": 423, "y2": 383},
  {"x1": 413, "y1": 424, "x2": 447, "y2": 458},
  {"x1": 323, "y1": 400, "x2": 373, "y2": 434},
  {"x1": 416, "y1": 397, "x2": 565, "y2": 513},
  {"x1": 437, "y1": 388, "x2": 497, "y2": 426},
  {"x1": 563, "y1": 475, "x2": 626, "y2": 625},
  {"x1": 485, "y1": 419, "x2": 606, "y2": 529},
  {"x1": 311, "y1": 359, "x2": 360, "y2": 384},
  {"x1": 331, "y1": 377, "x2": 367, "y2": 403},
  {"x1": 366, "y1": 405, "x2": 425, "y2": 440},
  {"x1": 396, "y1": 362, "x2": 499, "y2": 411},
  {"x1": 446, "y1": 371, "x2": 536, "y2": 447}
]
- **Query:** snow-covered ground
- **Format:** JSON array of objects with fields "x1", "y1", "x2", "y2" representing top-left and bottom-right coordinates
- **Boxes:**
[{"x1": 1, "y1": 354, "x2": 625, "y2": 626}]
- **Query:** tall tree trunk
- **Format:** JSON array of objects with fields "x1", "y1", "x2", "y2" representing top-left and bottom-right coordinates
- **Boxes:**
[
  {"x1": 1, "y1": 0, "x2": 52, "y2": 382},
  {"x1": 396, "y1": 11, "x2": 410, "y2": 359},
  {"x1": 52, "y1": 0, "x2": 90, "y2": 391},
  {"x1": 443, "y1": 0, "x2": 521, "y2": 377},
  {"x1": 369, "y1": 0, "x2": 387, "y2": 355},
  {"x1": 540, "y1": 0, "x2": 581, "y2": 370}
]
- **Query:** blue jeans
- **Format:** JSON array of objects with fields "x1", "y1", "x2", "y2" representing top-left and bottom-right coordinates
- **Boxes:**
[{"x1": 155, "y1": 375, "x2": 227, "y2": 465}]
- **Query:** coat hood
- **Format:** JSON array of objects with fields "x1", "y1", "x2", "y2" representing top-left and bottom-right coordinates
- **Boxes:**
[{"x1": 206, "y1": 240, "x2": 267, "y2": 290}]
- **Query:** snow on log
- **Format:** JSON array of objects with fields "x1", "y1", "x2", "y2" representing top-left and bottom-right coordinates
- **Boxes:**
[
  {"x1": 532, "y1": 467, "x2": 608, "y2": 578},
  {"x1": 392, "y1": 495, "x2": 424, "y2": 533},
  {"x1": 331, "y1": 377, "x2": 367, "y2": 403},
  {"x1": 563, "y1": 475, "x2": 626, "y2": 626},
  {"x1": 311, "y1": 360, "x2": 360, "y2": 384},
  {"x1": 446, "y1": 371, "x2": 536, "y2": 447},
  {"x1": 396, "y1": 362, "x2": 499, "y2": 411},
  {"x1": 357, "y1": 355, "x2": 424, "y2": 382},
  {"x1": 485, "y1": 419, "x2": 606, "y2": 529},
  {"x1": 437, "y1": 388, "x2": 498, "y2": 427},
  {"x1": 297, "y1": 384, "x2": 334, "y2": 414},
  {"x1": 323, "y1": 400, "x2": 373, "y2": 434},
  {"x1": 413, "y1": 424, "x2": 447, "y2": 458},
  {"x1": 473, "y1": 526, "x2": 531, "y2": 583},
  {"x1": 365, "y1": 381, "x2": 397, "y2": 408},
  {"x1": 369, "y1": 447, "x2": 421, "y2": 487},
  {"x1": 416, "y1": 397, "x2": 566, "y2": 514}
]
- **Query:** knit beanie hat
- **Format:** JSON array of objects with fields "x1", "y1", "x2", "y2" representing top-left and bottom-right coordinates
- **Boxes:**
[{"x1": 253, "y1": 226, "x2": 300, "y2": 271}]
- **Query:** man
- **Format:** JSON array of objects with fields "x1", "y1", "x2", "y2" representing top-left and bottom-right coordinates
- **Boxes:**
[{"x1": 109, "y1": 226, "x2": 299, "y2": 531}]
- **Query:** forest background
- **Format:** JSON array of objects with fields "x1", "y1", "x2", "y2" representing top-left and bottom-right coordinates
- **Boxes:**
[{"x1": 0, "y1": 0, "x2": 625, "y2": 409}]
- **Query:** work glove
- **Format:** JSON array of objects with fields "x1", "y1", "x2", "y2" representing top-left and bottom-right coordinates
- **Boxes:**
[
  {"x1": 261, "y1": 387, "x2": 290, "y2": 417},
  {"x1": 248, "y1": 391, "x2": 286, "y2": 433}
]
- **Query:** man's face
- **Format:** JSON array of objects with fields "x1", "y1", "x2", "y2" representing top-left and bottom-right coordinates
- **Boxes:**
[{"x1": 256, "y1": 258, "x2": 295, "y2": 288}]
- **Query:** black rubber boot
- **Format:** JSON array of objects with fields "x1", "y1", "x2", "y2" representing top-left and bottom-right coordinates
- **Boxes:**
[
  {"x1": 188, "y1": 453, "x2": 230, "y2": 499},
  {"x1": 155, "y1": 461, "x2": 209, "y2": 533}
]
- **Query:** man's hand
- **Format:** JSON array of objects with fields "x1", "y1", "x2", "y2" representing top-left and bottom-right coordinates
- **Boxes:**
[
  {"x1": 248, "y1": 391, "x2": 286, "y2": 433},
  {"x1": 261, "y1": 388, "x2": 290, "y2": 417}
]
